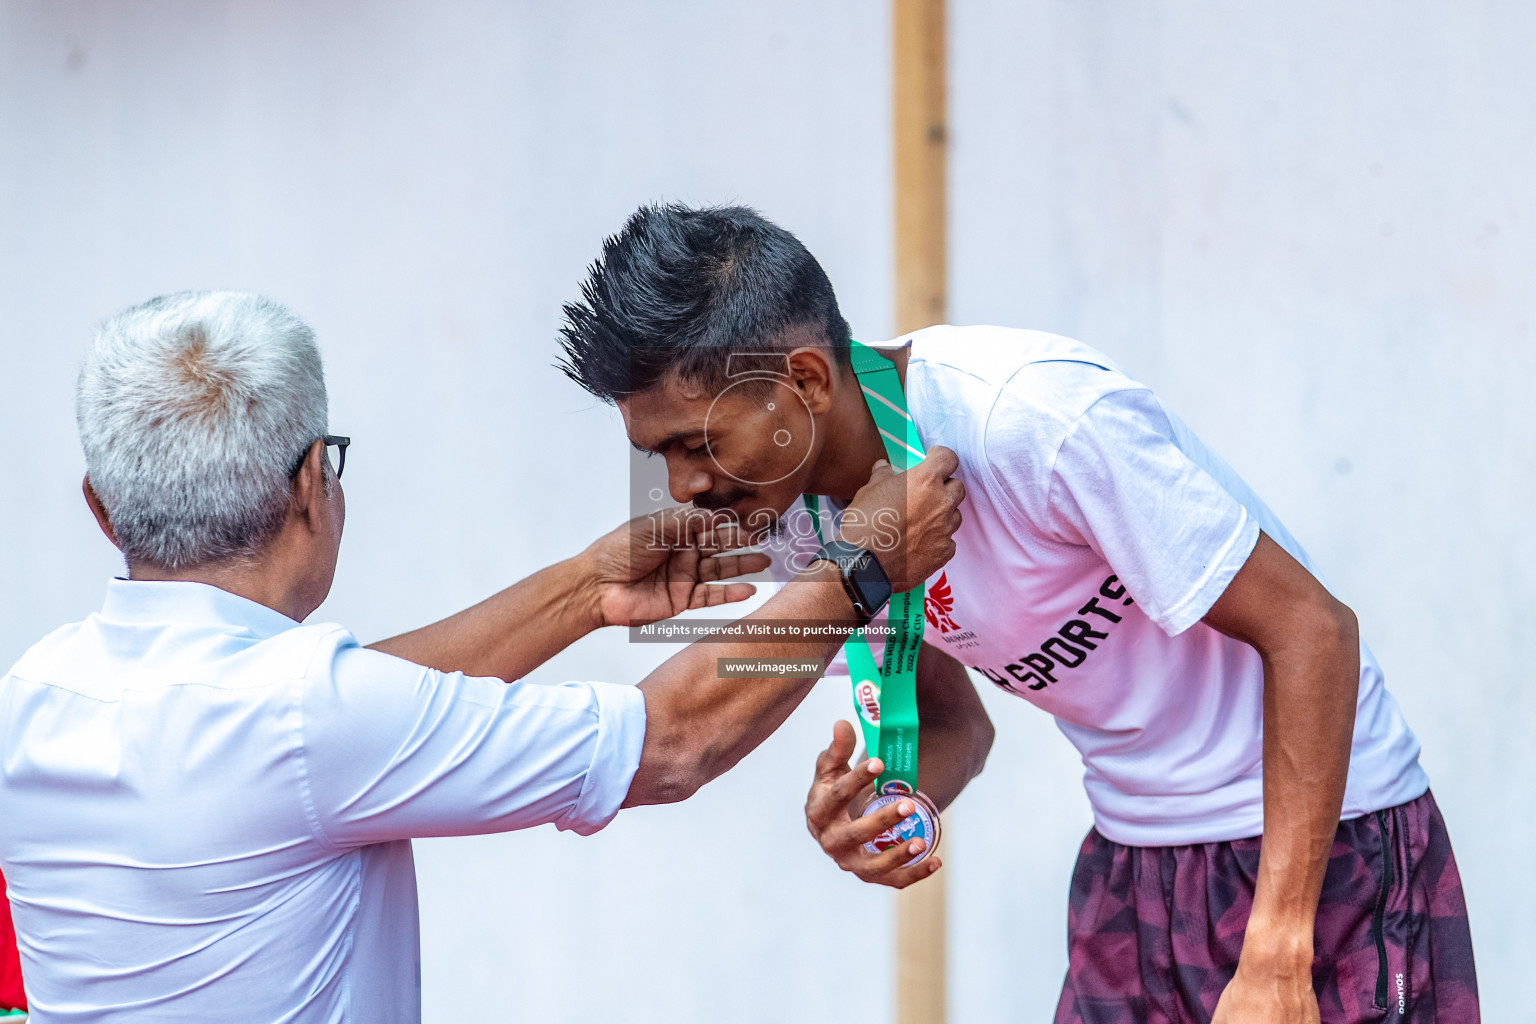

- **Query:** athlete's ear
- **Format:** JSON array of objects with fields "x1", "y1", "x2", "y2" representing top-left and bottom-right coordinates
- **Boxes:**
[{"x1": 786, "y1": 347, "x2": 838, "y2": 414}]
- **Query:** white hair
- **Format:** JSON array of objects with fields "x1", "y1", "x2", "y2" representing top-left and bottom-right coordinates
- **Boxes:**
[{"x1": 77, "y1": 291, "x2": 329, "y2": 569}]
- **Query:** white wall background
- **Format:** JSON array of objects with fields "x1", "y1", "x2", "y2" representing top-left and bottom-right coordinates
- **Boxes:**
[{"x1": 1, "y1": 2, "x2": 1531, "y2": 1021}]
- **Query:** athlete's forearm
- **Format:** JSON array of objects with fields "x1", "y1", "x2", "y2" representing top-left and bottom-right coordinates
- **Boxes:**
[
  {"x1": 368, "y1": 556, "x2": 601, "y2": 682},
  {"x1": 1199, "y1": 531, "x2": 1361, "y2": 979},
  {"x1": 1243, "y1": 599, "x2": 1359, "y2": 967},
  {"x1": 913, "y1": 644, "x2": 994, "y2": 810},
  {"x1": 625, "y1": 562, "x2": 858, "y2": 807}
]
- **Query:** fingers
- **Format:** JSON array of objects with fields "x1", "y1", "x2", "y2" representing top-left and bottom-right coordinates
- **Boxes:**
[
  {"x1": 834, "y1": 800, "x2": 944, "y2": 888},
  {"x1": 638, "y1": 509, "x2": 687, "y2": 548},
  {"x1": 825, "y1": 753, "x2": 881, "y2": 812},
  {"x1": 716, "y1": 582, "x2": 757, "y2": 604},
  {"x1": 851, "y1": 832, "x2": 927, "y2": 874},
  {"x1": 693, "y1": 523, "x2": 750, "y2": 554},
  {"x1": 665, "y1": 546, "x2": 702, "y2": 590},
  {"x1": 685, "y1": 582, "x2": 758, "y2": 609},
  {"x1": 937, "y1": 476, "x2": 966, "y2": 545},
  {"x1": 915, "y1": 444, "x2": 959, "y2": 480},
  {"x1": 805, "y1": 722, "x2": 944, "y2": 889},
  {"x1": 697, "y1": 551, "x2": 771, "y2": 582},
  {"x1": 807, "y1": 727, "x2": 878, "y2": 832},
  {"x1": 871, "y1": 854, "x2": 943, "y2": 889},
  {"x1": 642, "y1": 508, "x2": 754, "y2": 553},
  {"x1": 828, "y1": 794, "x2": 922, "y2": 848},
  {"x1": 865, "y1": 458, "x2": 894, "y2": 485},
  {"x1": 825, "y1": 799, "x2": 944, "y2": 889},
  {"x1": 813, "y1": 720, "x2": 858, "y2": 783}
]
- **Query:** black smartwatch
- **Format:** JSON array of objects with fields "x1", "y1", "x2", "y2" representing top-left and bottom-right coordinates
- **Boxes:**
[{"x1": 810, "y1": 540, "x2": 893, "y2": 626}]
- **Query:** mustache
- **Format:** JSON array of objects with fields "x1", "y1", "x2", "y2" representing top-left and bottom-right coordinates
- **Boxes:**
[{"x1": 691, "y1": 487, "x2": 755, "y2": 511}]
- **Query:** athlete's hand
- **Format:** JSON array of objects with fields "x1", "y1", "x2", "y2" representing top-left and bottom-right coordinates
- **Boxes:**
[
  {"x1": 804, "y1": 720, "x2": 942, "y2": 889},
  {"x1": 838, "y1": 446, "x2": 964, "y2": 592},
  {"x1": 580, "y1": 510, "x2": 771, "y2": 628},
  {"x1": 1210, "y1": 953, "x2": 1320, "y2": 1024}
]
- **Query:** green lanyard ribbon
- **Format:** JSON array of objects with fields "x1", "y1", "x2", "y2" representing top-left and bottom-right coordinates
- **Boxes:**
[{"x1": 805, "y1": 340, "x2": 927, "y2": 794}]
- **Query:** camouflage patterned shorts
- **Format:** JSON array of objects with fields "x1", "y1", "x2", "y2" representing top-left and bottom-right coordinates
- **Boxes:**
[{"x1": 1055, "y1": 790, "x2": 1478, "y2": 1023}]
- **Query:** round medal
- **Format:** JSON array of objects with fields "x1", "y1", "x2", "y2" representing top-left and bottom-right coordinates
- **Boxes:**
[{"x1": 861, "y1": 787, "x2": 941, "y2": 866}]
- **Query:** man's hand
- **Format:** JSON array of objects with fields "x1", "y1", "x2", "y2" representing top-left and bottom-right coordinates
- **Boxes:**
[
  {"x1": 579, "y1": 509, "x2": 771, "y2": 628},
  {"x1": 838, "y1": 446, "x2": 964, "y2": 591},
  {"x1": 803, "y1": 720, "x2": 942, "y2": 888},
  {"x1": 1211, "y1": 948, "x2": 1321, "y2": 1024}
]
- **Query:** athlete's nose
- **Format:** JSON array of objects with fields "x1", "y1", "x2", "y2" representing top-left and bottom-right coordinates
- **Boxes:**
[{"x1": 668, "y1": 460, "x2": 713, "y2": 506}]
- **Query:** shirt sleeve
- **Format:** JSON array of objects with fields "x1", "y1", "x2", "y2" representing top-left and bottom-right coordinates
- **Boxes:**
[
  {"x1": 295, "y1": 638, "x2": 647, "y2": 848},
  {"x1": 990, "y1": 383, "x2": 1259, "y2": 636}
]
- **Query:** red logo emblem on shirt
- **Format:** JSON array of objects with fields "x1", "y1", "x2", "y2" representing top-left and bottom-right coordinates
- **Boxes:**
[{"x1": 924, "y1": 573, "x2": 961, "y2": 633}]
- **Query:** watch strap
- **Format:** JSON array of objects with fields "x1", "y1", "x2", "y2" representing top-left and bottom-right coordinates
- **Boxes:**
[{"x1": 811, "y1": 540, "x2": 890, "y2": 626}]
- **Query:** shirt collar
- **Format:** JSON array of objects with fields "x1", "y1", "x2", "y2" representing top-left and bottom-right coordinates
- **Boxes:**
[{"x1": 99, "y1": 578, "x2": 301, "y2": 640}]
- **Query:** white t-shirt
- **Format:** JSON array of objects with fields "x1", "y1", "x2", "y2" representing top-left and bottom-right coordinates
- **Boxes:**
[
  {"x1": 773, "y1": 325, "x2": 1427, "y2": 846},
  {"x1": 0, "y1": 579, "x2": 646, "y2": 1023}
]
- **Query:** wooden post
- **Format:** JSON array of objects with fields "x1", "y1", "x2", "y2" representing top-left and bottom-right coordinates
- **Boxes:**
[
  {"x1": 893, "y1": 2, "x2": 947, "y2": 1023},
  {"x1": 893, "y1": 0, "x2": 946, "y2": 337}
]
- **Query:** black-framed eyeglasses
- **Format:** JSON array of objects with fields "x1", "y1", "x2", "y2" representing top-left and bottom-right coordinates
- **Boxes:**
[{"x1": 289, "y1": 435, "x2": 351, "y2": 480}]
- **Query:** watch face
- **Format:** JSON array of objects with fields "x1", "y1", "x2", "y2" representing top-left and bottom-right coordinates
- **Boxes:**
[{"x1": 849, "y1": 554, "x2": 893, "y2": 612}]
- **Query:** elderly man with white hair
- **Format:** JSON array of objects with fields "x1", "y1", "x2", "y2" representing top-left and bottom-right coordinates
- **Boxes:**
[{"x1": 0, "y1": 290, "x2": 966, "y2": 1023}]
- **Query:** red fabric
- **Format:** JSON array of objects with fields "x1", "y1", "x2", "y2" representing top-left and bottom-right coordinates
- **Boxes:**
[{"x1": 0, "y1": 871, "x2": 23, "y2": 1010}]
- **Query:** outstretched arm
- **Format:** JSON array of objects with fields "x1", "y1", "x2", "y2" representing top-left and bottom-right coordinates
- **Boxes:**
[
  {"x1": 369, "y1": 512, "x2": 769, "y2": 682},
  {"x1": 623, "y1": 558, "x2": 856, "y2": 806},
  {"x1": 1208, "y1": 531, "x2": 1360, "y2": 1024}
]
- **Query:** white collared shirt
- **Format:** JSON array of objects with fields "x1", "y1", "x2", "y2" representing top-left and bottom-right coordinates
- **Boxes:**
[{"x1": 0, "y1": 579, "x2": 646, "y2": 1023}]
